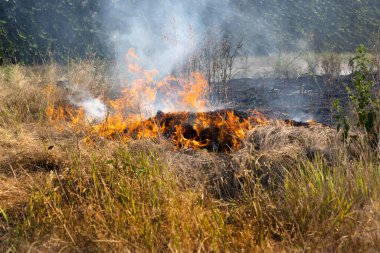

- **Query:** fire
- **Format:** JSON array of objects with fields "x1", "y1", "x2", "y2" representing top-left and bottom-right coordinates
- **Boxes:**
[
  {"x1": 179, "y1": 72, "x2": 209, "y2": 111},
  {"x1": 306, "y1": 119, "x2": 317, "y2": 126},
  {"x1": 45, "y1": 48, "x2": 271, "y2": 151}
]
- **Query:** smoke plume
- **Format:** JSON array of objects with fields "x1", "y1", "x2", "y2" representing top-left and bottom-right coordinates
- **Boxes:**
[{"x1": 103, "y1": 0, "x2": 236, "y2": 75}]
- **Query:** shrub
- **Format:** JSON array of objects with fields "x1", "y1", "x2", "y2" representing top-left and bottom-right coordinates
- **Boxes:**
[
  {"x1": 334, "y1": 44, "x2": 379, "y2": 150},
  {"x1": 273, "y1": 53, "x2": 300, "y2": 79},
  {"x1": 372, "y1": 28, "x2": 380, "y2": 82},
  {"x1": 321, "y1": 52, "x2": 342, "y2": 82},
  {"x1": 304, "y1": 52, "x2": 320, "y2": 75}
]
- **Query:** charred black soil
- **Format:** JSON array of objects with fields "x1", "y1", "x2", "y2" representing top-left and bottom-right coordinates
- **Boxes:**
[{"x1": 227, "y1": 74, "x2": 358, "y2": 124}]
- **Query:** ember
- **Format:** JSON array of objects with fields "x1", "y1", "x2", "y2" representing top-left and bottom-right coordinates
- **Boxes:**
[
  {"x1": 138, "y1": 109, "x2": 268, "y2": 151},
  {"x1": 77, "y1": 109, "x2": 266, "y2": 152}
]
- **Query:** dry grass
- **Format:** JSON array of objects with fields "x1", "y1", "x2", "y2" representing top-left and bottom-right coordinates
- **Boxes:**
[{"x1": 0, "y1": 63, "x2": 380, "y2": 252}]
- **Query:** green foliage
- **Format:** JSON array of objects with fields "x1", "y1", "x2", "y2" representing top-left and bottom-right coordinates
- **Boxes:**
[
  {"x1": 333, "y1": 99, "x2": 350, "y2": 141},
  {"x1": 334, "y1": 44, "x2": 379, "y2": 148},
  {"x1": 348, "y1": 45, "x2": 378, "y2": 147},
  {"x1": 1, "y1": 0, "x2": 380, "y2": 63},
  {"x1": 231, "y1": 0, "x2": 380, "y2": 54},
  {"x1": 0, "y1": 0, "x2": 108, "y2": 64}
]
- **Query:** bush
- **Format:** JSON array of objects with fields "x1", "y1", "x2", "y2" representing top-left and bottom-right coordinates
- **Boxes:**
[
  {"x1": 273, "y1": 53, "x2": 301, "y2": 79},
  {"x1": 334, "y1": 44, "x2": 379, "y2": 149},
  {"x1": 304, "y1": 52, "x2": 320, "y2": 75},
  {"x1": 321, "y1": 52, "x2": 342, "y2": 81},
  {"x1": 372, "y1": 28, "x2": 380, "y2": 82}
]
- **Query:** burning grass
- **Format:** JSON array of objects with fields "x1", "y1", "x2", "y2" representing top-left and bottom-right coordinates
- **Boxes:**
[{"x1": 1, "y1": 63, "x2": 380, "y2": 252}]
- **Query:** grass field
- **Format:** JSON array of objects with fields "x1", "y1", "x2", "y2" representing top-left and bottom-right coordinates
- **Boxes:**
[{"x1": 1, "y1": 63, "x2": 380, "y2": 252}]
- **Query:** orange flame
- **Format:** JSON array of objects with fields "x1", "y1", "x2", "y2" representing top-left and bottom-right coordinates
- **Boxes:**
[{"x1": 45, "y1": 48, "x2": 272, "y2": 151}]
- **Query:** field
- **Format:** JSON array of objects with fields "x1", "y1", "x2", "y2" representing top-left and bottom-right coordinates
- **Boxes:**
[{"x1": 1, "y1": 61, "x2": 380, "y2": 252}]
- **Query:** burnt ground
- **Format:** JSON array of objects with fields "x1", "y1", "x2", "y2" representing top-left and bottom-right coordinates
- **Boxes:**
[{"x1": 227, "y1": 75, "x2": 355, "y2": 125}]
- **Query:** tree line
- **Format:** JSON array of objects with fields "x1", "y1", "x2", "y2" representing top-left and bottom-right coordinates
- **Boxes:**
[{"x1": 0, "y1": 0, "x2": 379, "y2": 64}]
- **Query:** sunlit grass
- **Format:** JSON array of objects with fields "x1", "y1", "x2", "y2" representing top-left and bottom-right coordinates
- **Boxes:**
[{"x1": 0, "y1": 63, "x2": 380, "y2": 252}]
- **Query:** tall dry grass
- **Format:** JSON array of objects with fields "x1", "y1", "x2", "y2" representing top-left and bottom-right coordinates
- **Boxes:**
[{"x1": 0, "y1": 62, "x2": 379, "y2": 252}]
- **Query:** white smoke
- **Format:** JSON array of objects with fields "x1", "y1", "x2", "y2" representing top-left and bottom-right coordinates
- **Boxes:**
[
  {"x1": 289, "y1": 112, "x2": 314, "y2": 122},
  {"x1": 78, "y1": 98, "x2": 107, "y2": 121},
  {"x1": 69, "y1": 88, "x2": 107, "y2": 121},
  {"x1": 104, "y1": 0, "x2": 234, "y2": 76}
]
